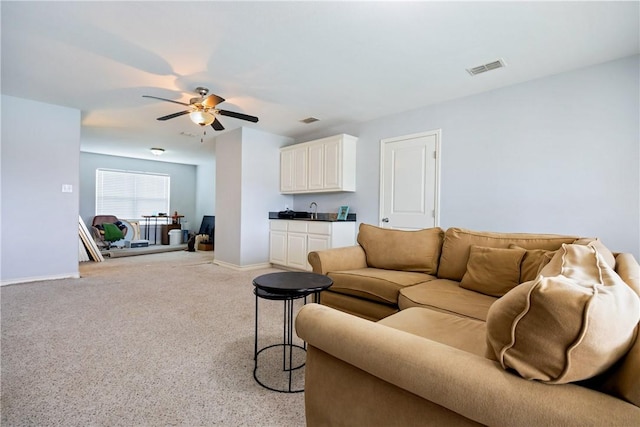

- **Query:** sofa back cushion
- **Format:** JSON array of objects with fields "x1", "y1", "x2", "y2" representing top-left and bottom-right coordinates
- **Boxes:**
[
  {"x1": 486, "y1": 244, "x2": 640, "y2": 384},
  {"x1": 437, "y1": 228, "x2": 577, "y2": 281},
  {"x1": 357, "y1": 224, "x2": 444, "y2": 274}
]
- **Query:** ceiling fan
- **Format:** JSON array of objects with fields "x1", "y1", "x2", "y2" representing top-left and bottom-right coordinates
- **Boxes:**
[{"x1": 142, "y1": 87, "x2": 259, "y2": 131}]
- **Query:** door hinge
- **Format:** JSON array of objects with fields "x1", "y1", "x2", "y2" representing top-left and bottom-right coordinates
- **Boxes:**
[{"x1": 433, "y1": 151, "x2": 437, "y2": 159}]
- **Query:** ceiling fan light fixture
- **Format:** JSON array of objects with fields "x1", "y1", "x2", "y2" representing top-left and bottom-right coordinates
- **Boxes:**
[
  {"x1": 150, "y1": 148, "x2": 165, "y2": 156},
  {"x1": 190, "y1": 110, "x2": 215, "y2": 126}
]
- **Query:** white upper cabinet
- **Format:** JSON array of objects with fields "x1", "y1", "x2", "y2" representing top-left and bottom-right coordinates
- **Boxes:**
[
  {"x1": 280, "y1": 146, "x2": 308, "y2": 192},
  {"x1": 307, "y1": 143, "x2": 325, "y2": 191},
  {"x1": 280, "y1": 134, "x2": 357, "y2": 194}
]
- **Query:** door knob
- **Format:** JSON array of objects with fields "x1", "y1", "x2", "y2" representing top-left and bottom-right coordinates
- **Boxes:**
[{"x1": 381, "y1": 218, "x2": 389, "y2": 223}]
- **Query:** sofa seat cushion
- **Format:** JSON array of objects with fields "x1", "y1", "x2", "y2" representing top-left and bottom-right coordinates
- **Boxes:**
[
  {"x1": 379, "y1": 307, "x2": 487, "y2": 357},
  {"x1": 320, "y1": 290, "x2": 399, "y2": 322},
  {"x1": 398, "y1": 279, "x2": 497, "y2": 321},
  {"x1": 327, "y1": 268, "x2": 437, "y2": 305}
]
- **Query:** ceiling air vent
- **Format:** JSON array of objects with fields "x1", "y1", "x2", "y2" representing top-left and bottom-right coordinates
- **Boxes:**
[
  {"x1": 300, "y1": 117, "x2": 320, "y2": 124},
  {"x1": 466, "y1": 59, "x2": 507, "y2": 76}
]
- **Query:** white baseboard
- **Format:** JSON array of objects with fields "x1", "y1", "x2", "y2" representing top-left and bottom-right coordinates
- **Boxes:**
[
  {"x1": 213, "y1": 259, "x2": 272, "y2": 271},
  {"x1": 1, "y1": 272, "x2": 81, "y2": 286}
]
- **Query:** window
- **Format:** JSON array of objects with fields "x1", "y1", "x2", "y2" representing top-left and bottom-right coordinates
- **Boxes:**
[{"x1": 96, "y1": 169, "x2": 170, "y2": 220}]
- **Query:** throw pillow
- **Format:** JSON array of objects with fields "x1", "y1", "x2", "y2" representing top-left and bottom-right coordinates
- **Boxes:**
[
  {"x1": 356, "y1": 224, "x2": 443, "y2": 274},
  {"x1": 508, "y1": 245, "x2": 556, "y2": 283},
  {"x1": 486, "y1": 243, "x2": 640, "y2": 384},
  {"x1": 460, "y1": 245, "x2": 526, "y2": 297}
]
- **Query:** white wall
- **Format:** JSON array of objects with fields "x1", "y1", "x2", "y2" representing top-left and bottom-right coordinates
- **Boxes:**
[
  {"x1": 215, "y1": 127, "x2": 293, "y2": 268},
  {"x1": 1, "y1": 95, "x2": 81, "y2": 284},
  {"x1": 292, "y1": 55, "x2": 640, "y2": 258},
  {"x1": 79, "y1": 153, "x2": 197, "y2": 231},
  {"x1": 214, "y1": 129, "x2": 243, "y2": 265},
  {"x1": 195, "y1": 160, "x2": 215, "y2": 233},
  {"x1": 240, "y1": 127, "x2": 294, "y2": 266}
]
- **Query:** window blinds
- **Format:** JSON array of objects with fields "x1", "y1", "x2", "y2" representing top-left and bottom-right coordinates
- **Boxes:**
[{"x1": 96, "y1": 169, "x2": 170, "y2": 220}]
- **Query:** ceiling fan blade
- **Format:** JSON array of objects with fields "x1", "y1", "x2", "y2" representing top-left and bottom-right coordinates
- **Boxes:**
[
  {"x1": 217, "y1": 109, "x2": 259, "y2": 123},
  {"x1": 201, "y1": 94, "x2": 226, "y2": 108},
  {"x1": 143, "y1": 95, "x2": 190, "y2": 107},
  {"x1": 211, "y1": 118, "x2": 225, "y2": 131},
  {"x1": 157, "y1": 110, "x2": 191, "y2": 121}
]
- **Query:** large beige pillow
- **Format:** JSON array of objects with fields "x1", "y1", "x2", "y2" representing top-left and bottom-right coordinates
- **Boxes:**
[
  {"x1": 486, "y1": 243, "x2": 640, "y2": 384},
  {"x1": 357, "y1": 224, "x2": 443, "y2": 274},
  {"x1": 573, "y1": 237, "x2": 616, "y2": 269},
  {"x1": 460, "y1": 246, "x2": 526, "y2": 297}
]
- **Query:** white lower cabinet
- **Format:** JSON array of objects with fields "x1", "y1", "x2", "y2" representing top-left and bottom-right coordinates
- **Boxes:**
[
  {"x1": 269, "y1": 220, "x2": 356, "y2": 271},
  {"x1": 286, "y1": 232, "x2": 308, "y2": 270},
  {"x1": 269, "y1": 230, "x2": 287, "y2": 266},
  {"x1": 307, "y1": 233, "x2": 330, "y2": 254}
]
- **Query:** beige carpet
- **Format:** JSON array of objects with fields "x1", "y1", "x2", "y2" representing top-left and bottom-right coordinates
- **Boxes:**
[{"x1": 1, "y1": 252, "x2": 307, "y2": 426}]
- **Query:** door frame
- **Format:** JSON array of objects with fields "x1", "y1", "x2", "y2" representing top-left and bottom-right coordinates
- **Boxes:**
[{"x1": 379, "y1": 129, "x2": 442, "y2": 228}]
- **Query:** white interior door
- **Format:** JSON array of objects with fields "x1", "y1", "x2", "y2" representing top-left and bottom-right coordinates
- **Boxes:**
[{"x1": 380, "y1": 130, "x2": 440, "y2": 230}]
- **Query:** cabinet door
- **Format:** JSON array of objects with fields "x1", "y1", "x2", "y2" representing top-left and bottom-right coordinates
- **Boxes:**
[
  {"x1": 307, "y1": 234, "x2": 331, "y2": 271},
  {"x1": 269, "y1": 231, "x2": 287, "y2": 265},
  {"x1": 307, "y1": 143, "x2": 324, "y2": 191},
  {"x1": 323, "y1": 137, "x2": 342, "y2": 189},
  {"x1": 287, "y1": 232, "x2": 308, "y2": 270},
  {"x1": 293, "y1": 147, "x2": 308, "y2": 191},
  {"x1": 280, "y1": 135, "x2": 356, "y2": 194},
  {"x1": 280, "y1": 150, "x2": 295, "y2": 193}
]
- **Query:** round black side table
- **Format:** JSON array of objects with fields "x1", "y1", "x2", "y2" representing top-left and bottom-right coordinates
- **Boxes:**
[{"x1": 253, "y1": 271, "x2": 333, "y2": 393}]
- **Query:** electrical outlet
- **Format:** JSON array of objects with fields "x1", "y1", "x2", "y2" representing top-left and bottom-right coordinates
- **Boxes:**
[
  {"x1": 62, "y1": 184, "x2": 73, "y2": 193},
  {"x1": 284, "y1": 204, "x2": 289, "y2": 210}
]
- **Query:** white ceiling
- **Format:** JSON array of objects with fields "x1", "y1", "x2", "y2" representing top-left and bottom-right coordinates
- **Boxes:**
[{"x1": 2, "y1": 1, "x2": 638, "y2": 165}]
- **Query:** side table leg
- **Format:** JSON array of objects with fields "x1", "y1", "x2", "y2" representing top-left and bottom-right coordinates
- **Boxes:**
[
  {"x1": 287, "y1": 297, "x2": 294, "y2": 392},
  {"x1": 154, "y1": 217, "x2": 159, "y2": 245},
  {"x1": 282, "y1": 298, "x2": 287, "y2": 371},
  {"x1": 254, "y1": 293, "x2": 259, "y2": 363}
]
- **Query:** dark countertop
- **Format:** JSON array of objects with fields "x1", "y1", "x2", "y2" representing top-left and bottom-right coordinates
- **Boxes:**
[{"x1": 268, "y1": 211, "x2": 356, "y2": 222}]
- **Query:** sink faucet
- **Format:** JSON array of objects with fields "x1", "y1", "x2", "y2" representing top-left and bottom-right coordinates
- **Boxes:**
[{"x1": 309, "y1": 202, "x2": 318, "y2": 220}]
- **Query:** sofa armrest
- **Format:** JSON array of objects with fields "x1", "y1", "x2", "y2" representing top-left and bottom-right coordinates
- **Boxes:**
[
  {"x1": 296, "y1": 304, "x2": 640, "y2": 426},
  {"x1": 307, "y1": 245, "x2": 368, "y2": 274},
  {"x1": 615, "y1": 252, "x2": 640, "y2": 296}
]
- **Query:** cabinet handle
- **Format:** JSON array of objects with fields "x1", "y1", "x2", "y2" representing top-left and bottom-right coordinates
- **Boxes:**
[{"x1": 381, "y1": 218, "x2": 389, "y2": 223}]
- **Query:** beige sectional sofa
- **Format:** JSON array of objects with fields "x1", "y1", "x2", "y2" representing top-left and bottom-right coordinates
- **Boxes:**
[{"x1": 296, "y1": 225, "x2": 640, "y2": 426}]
